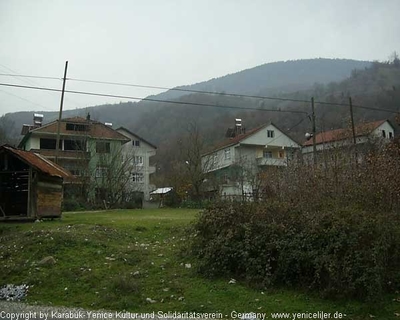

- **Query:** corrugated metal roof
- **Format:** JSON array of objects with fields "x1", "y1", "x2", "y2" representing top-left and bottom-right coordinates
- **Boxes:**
[
  {"x1": 303, "y1": 120, "x2": 388, "y2": 146},
  {"x1": 1, "y1": 145, "x2": 72, "y2": 178},
  {"x1": 150, "y1": 187, "x2": 173, "y2": 195}
]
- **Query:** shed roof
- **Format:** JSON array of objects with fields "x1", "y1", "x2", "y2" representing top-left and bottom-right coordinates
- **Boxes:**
[
  {"x1": 0, "y1": 145, "x2": 72, "y2": 178},
  {"x1": 150, "y1": 187, "x2": 173, "y2": 195}
]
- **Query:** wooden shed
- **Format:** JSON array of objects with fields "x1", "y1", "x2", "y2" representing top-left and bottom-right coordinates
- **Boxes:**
[{"x1": 0, "y1": 145, "x2": 71, "y2": 220}]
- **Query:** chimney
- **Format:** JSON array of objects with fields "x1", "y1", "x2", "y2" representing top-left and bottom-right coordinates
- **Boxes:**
[
  {"x1": 86, "y1": 113, "x2": 91, "y2": 121},
  {"x1": 225, "y1": 119, "x2": 245, "y2": 138},
  {"x1": 235, "y1": 118, "x2": 244, "y2": 136},
  {"x1": 33, "y1": 113, "x2": 43, "y2": 128}
]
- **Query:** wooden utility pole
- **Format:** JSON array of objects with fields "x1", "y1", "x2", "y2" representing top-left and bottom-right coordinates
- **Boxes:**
[
  {"x1": 349, "y1": 96, "x2": 358, "y2": 165},
  {"x1": 55, "y1": 61, "x2": 68, "y2": 165},
  {"x1": 349, "y1": 97, "x2": 356, "y2": 146},
  {"x1": 311, "y1": 97, "x2": 317, "y2": 165}
]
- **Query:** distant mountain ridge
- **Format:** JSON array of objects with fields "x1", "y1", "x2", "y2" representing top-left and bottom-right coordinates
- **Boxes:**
[
  {"x1": 155, "y1": 58, "x2": 371, "y2": 100},
  {"x1": 5, "y1": 58, "x2": 372, "y2": 144}
]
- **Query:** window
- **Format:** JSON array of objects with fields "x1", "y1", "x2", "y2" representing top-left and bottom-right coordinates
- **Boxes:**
[
  {"x1": 224, "y1": 148, "x2": 231, "y2": 160},
  {"x1": 66, "y1": 123, "x2": 88, "y2": 132},
  {"x1": 213, "y1": 154, "x2": 218, "y2": 165},
  {"x1": 267, "y1": 130, "x2": 274, "y2": 138},
  {"x1": 132, "y1": 172, "x2": 144, "y2": 183},
  {"x1": 95, "y1": 167, "x2": 108, "y2": 178},
  {"x1": 389, "y1": 132, "x2": 393, "y2": 139},
  {"x1": 278, "y1": 151, "x2": 284, "y2": 158},
  {"x1": 64, "y1": 139, "x2": 85, "y2": 151},
  {"x1": 382, "y1": 130, "x2": 386, "y2": 138},
  {"x1": 96, "y1": 141, "x2": 110, "y2": 153},
  {"x1": 132, "y1": 140, "x2": 140, "y2": 147},
  {"x1": 40, "y1": 138, "x2": 60, "y2": 150},
  {"x1": 134, "y1": 156, "x2": 143, "y2": 166},
  {"x1": 263, "y1": 151, "x2": 272, "y2": 158}
]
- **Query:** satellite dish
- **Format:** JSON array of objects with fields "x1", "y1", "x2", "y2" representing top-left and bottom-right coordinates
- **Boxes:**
[{"x1": 305, "y1": 132, "x2": 313, "y2": 140}]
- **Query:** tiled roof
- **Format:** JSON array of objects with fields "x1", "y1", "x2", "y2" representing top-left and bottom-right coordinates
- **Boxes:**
[
  {"x1": 29, "y1": 117, "x2": 128, "y2": 140},
  {"x1": 303, "y1": 120, "x2": 387, "y2": 146},
  {"x1": 203, "y1": 121, "x2": 300, "y2": 155},
  {"x1": 1, "y1": 145, "x2": 72, "y2": 178},
  {"x1": 19, "y1": 117, "x2": 129, "y2": 148},
  {"x1": 116, "y1": 127, "x2": 157, "y2": 149}
]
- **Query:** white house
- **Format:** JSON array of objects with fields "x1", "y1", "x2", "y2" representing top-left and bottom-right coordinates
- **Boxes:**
[
  {"x1": 201, "y1": 121, "x2": 300, "y2": 197},
  {"x1": 116, "y1": 127, "x2": 157, "y2": 201},
  {"x1": 302, "y1": 119, "x2": 395, "y2": 163}
]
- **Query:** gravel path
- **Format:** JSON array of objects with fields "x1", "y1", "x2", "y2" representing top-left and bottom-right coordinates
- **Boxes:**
[{"x1": 0, "y1": 301, "x2": 127, "y2": 319}]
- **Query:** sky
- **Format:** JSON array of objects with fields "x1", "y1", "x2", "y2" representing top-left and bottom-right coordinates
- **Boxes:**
[{"x1": 0, "y1": 0, "x2": 399, "y2": 116}]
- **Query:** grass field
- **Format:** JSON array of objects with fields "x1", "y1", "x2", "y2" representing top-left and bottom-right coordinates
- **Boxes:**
[{"x1": 0, "y1": 208, "x2": 398, "y2": 318}]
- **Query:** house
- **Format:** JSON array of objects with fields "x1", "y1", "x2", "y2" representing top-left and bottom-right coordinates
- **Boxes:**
[
  {"x1": 0, "y1": 145, "x2": 71, "y2": 220},
  {"x1": 116, "y1": 127, "x2": 157, "y2": 201},
  {"x1": 18, "y1": 115, "x2": 130, "y2": 202},
  {"x1": 201, "y1": 119, "x2": 300, "y2": 197},
  {"x1": 302, "y1": 119, "x2": 395, "y2": 163}
]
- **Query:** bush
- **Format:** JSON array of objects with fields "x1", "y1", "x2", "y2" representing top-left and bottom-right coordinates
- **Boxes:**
[{"x1": 190, "y1": 201, "x2": 400, "y2": 300}]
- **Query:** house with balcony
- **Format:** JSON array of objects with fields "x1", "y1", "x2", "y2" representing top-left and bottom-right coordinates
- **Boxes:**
[
  {"x1": 302, "y1": 119, "x2": 395, "y2": 164},
  {"x1": 116, "y1": 127, "x2": 157, "y2": 201},
  {"x1": 18, "y1": 115, "x2": 131, "y2": 202},
  {"x1": 201, "y1": 120, "x2": 300, "y2": 197}
]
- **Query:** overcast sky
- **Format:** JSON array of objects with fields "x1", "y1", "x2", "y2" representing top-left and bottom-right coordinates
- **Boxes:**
[{"x1": 1, "y1": 0, "x2": 399, "y2": 116}]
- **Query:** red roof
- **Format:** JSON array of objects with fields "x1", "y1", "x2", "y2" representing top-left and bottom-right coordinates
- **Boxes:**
[
  {"x1": 1, "y1": 145, "x2": 72, "y2": 178},
  {"x1": 203, "y1": 124, "x2": 269, "y2": 156},
  {"x1": 303, "y1": 120, "x2": 388, "y2": 146}
]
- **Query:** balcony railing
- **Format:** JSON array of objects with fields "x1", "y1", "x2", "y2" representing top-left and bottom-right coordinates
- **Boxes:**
[
  {"x1": 256, "y1": 157, "x2": 287, "y2": 166},
  {"x1": 31, "y1": 149, "x2": 90, "y2": 160}
]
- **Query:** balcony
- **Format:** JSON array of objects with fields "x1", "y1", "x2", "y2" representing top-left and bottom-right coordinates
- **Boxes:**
[
  {"x1": 256, "y1": 157, "x2": 287, "y2": 166},
  {"x1": 31, "y1": 149, "x2": 90, "y2": 160}
]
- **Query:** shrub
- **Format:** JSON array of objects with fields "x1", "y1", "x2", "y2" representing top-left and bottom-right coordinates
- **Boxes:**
[{"x1": 190, "y1": 201, "x2": 400, "y2": 300}]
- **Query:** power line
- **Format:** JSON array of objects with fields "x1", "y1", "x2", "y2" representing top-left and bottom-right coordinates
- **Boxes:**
[
  {"x1": 0, "y1": 73, "x2": 61, "y2": 81},
  {"x1": 0, "y1": 68, "x2": 84, "y2": 110},
  {"x1": 0, "y1": 82, "x2": 310, "y2": 115},
  {"x1": 0, "y1": 89, "x2": 51, "y2": 111},
  {"x1": 0, "y1": 75, "x2": 399, "y2": 115}
]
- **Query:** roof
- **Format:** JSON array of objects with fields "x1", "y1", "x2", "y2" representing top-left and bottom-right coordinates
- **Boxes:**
[
  {"x1": 0, "y1": 145, "x2": 72, "y2": 178},
  {"x1": 116, "y1": 127, "x2": 157, "y2": 149},
  {"x1": 19, "y1": 116, "x2": 129, "y2": 148},
  {"x1": 303, "y1": 120, "x2": 390, "y2": 146},
  {"x1": 203, "y1": 121, "x2": 299, "y2": 156},
  {"x1": 150, "y1": 187, "x2": 173, "y2": 195}
]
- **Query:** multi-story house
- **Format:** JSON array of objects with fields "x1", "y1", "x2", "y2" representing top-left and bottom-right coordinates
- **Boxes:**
[
  {"x1": 202, "y1": 120, "x2": 300, "y2": 197},
  {"x1": 18, "y1": 115, "x2": 133, "y2": 202},
  {"x1": 302, "y1": 119, "x2": 395, "y2": 164},
  {"x1": 116, "y1": 127, "x2": 157, "y2": 201}
]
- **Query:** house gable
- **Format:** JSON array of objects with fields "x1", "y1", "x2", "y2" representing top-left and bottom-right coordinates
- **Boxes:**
[{"x1": 241, "y1": 123, "x2": 300, "y2": 148}]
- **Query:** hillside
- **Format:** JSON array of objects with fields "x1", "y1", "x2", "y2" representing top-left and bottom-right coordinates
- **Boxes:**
[{"x1": 2, "y1": 58, "x2": 371, "y2": 145}]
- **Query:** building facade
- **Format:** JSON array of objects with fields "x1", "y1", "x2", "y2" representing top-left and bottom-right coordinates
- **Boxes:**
[
  {"x1": 302, "y1": 119, "x2": 395, "y2": 164},
  {"x1": 116, "y1": 127, "x2": 157, "y2": 201},
  {"x1": 202, "y1": 121, "x2": 300, "y2": 197},
  {"x1": 18, "y1": 116, "x2": 133, "y2": 202}
]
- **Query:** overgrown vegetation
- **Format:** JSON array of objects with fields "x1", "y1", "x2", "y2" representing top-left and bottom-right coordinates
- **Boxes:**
[
  {"x1": 190, "y1": 138, "x2": 400, "y2": 301},
  {"x1": 1, "y1": 209, "x2": 398, "y2": 317}
]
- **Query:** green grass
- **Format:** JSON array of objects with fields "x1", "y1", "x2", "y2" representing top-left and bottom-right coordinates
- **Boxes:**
[{"x1": 0, "y1": 208, "x2": 399, "y2": 318}]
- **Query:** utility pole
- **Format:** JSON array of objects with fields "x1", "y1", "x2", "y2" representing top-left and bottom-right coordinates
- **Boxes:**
[
  {"x1": 349, "y1": 96, "x2": 357, "y2": 165},
  {"x1": 55, "y1": 61, "x2": 68, "y2": 165},
  {"x1": 311, "y1": 97, "x2": 317, "y2": 165}
]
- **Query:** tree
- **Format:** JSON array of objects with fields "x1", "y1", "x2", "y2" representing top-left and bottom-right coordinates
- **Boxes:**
[{"x1": 0, "y1": 115, "x2": 17, "y2": 146}]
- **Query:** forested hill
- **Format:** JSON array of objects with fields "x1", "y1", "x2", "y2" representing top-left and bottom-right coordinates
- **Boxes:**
[
  {"x1": 155, "y1": 58, "x2": 371, "y2": 100},
  {"x1": 3, "y1": 58, "x2": 371, "y2": 143}
]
